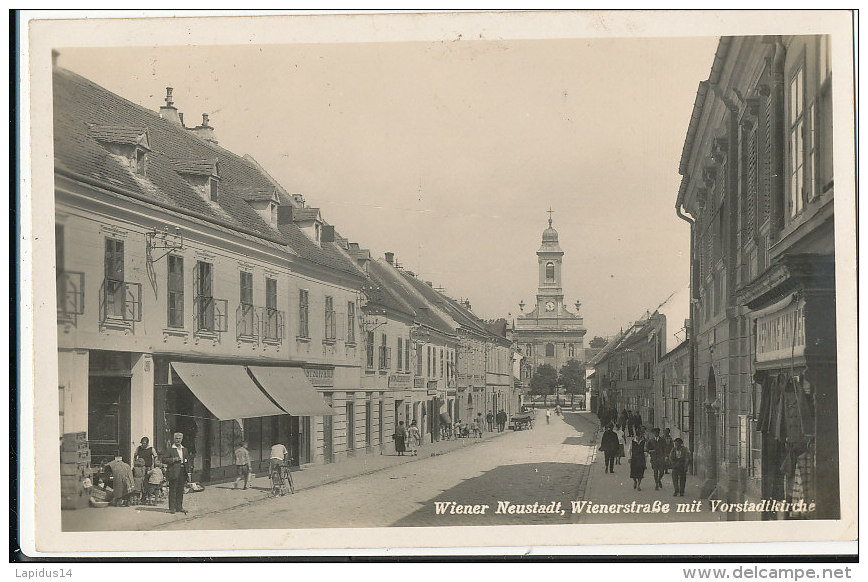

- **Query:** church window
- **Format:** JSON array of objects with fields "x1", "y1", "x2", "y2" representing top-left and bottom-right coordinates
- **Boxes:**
[
  {"x1": 545, "y1": 262, "x2": 555, "y2": 282},
  {"x1": 545, "y1": 343, "x2": 555, "y2": 357}
]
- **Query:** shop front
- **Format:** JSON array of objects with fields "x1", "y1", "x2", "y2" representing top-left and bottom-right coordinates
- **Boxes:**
[
  {"x1": 154, "y1": 359, "x2": 334, "y2": 482},
  {"x1": 87, "y1": 351, "x2": 132, "y2": 466}
]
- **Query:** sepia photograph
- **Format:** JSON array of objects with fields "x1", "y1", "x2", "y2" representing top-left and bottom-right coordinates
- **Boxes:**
[{"x1": 18, "y1": 10, "x2": 857, "y2": 556}]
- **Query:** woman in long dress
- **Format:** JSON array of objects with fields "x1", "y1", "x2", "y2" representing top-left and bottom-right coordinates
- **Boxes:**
[
  {"x1": 394, "y1": 421, "x2": 407, "y2": 456},
  {"x1": 407, "y1": 420, "x2": 422, "y2": 456},
  {"x1": 629, "y1": 430, "x2": 647, "y2": 491}
]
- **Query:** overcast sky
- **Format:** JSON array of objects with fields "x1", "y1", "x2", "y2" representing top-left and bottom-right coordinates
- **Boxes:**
[{"x1": 60, "y1": 35, "x2": 719, "y2": 339}]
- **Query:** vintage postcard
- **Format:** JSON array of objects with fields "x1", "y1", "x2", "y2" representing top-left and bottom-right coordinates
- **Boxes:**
[{"x1": 18, "y1": 10, "x2": 857, "y2": 556}]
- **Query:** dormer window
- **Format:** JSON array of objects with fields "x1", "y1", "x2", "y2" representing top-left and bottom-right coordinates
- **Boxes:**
[
  {"x1": 209, "y1": 177, "x2": 219, "y2": 202},
  {"x1": 135, "y1": 148, "x2": 147, "y2": 176},
  {"x1": 171, "y1": 158, "x2": 220, "y2": 204},
  {"x1": 315, "y1": 224, "x2": 321, "y2": 242}
]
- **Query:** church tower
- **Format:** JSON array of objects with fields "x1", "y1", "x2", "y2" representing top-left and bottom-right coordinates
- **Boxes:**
[
  {"x1": 536, "y1": 212, "x2": 565, "y2": 316},
  {"x1": 512, "y1": 211, "x2": 587, "y2": 384}
]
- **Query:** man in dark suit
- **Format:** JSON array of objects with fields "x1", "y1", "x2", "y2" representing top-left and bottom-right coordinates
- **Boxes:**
[{"x1": 163, "y1": 431, "x2": 190, "y2": 514}]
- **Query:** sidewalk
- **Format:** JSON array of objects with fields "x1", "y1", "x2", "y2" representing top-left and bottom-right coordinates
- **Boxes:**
[
  {"x1": 576, "y1": 414, "x2": 718, "y2": 524},
  {"x1": 62, "y1": 426, "x2": 510, "y2": 532}
]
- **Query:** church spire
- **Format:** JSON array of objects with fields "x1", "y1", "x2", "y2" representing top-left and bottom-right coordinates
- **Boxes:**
[{"x1": 547, "y1": 207, "x2": 554, "y2": 228}]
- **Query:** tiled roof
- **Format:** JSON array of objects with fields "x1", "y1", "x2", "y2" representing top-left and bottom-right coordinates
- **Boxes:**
[
  {"x1": 53, "y1": 67, "x2": 363, "y2": 280},
  {"x1": 170, "y1": 158, "x2": 219, "y2": 177},
  {"x1": 293, "y1": 207, "x2": 321, "y2": 221},
  {"x1": 363, "y1": 260, "x2": 417, "y2": 320},
  {"x1": 87, "y1": 124, "x2": 149, "y2": 147},
  {"x1": 238, "y1": 187, "x2": 277, "y2": 202}
]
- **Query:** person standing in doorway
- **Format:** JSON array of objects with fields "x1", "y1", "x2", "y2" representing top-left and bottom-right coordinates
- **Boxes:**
[
  {"x1": 669, "y1": 438, "x2": 692, "y2": 496},
  {"x1": 234, "y1": 440, "x2": 251, "y2": 490},
  {"x1": 599, "y1": 424, "x2": 619, "y2": 474},
  {"x1": 163, "y1": 432, "x2": 190, "y2": 514}
]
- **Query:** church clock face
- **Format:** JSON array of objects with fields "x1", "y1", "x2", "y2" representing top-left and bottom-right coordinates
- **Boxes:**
[{"x1": 545, "y1": 301, "x2": 555, "y2": 312}]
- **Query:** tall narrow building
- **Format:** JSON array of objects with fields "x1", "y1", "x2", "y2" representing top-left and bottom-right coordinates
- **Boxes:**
[{"x1": 513, "y1": 214, "x2": 587, "y2": 378}]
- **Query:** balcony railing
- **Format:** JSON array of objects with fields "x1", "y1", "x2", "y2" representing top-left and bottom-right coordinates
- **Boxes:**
[
  {"x1": 194, "y1": 295, "x2": 228, "y2": 333},
  {"x1": 261, "y1": 307, "x2": 285, "y2": 341},
  {"x1": 57, "y1": 271, "x2": 85, "y2": 316},
  {"x1": 100, "y1": 278, "x2": 142, "y2": 322}
]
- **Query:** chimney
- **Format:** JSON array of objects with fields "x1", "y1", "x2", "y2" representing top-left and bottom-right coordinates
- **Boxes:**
[
  {"x1": 291, "y1": 194, "x2": 305, "y2": 207},
  {"x1": 159, "y1": 87, "x2": 182, "y2": 126},
  {"x1": 384, "y1": 252, "x2": 394, "y2": 265},
  {"x1": 321, "y1": 225, "x2": 335, "y2": 243},
  {"x1": 277, "y1": 205, "x2": 294, "y2": 226},
  {"x1": 190, "y1": 112, "x2": 217, "y2": 143}
]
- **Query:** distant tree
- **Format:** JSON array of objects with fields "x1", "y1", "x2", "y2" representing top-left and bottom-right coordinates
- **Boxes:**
[
  {"x1": 559, "y1": 359, "x2": 586, "y2": 407},
  {"x1": 529, "y1": 363, "x2": 558, "y2": 406},
  {"x1": 589, "y1": 336, "x2": 608, "y2": 349}
]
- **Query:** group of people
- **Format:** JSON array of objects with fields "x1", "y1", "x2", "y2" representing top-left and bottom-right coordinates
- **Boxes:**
[
  {"x1": 486, "y1": 410, "x2": 509, "y2": 432},
  {"x1": 597, "y1": 406, "x2": 645, "y2": 438},
  {"x1": 93, "y1": 435, "x2": 178, "y2": 510},
  {"x1": 393, "y1": 419, "x2": 423, "y2": 456},
  {"x1": 599, "y1": 423, "x2": 692, "y2": 496}
]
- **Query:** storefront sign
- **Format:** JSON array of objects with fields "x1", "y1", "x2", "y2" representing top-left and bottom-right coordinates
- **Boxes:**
[
  {"x1": 304, "y1": 367, "x2": 334, "y2": 387},
  {"x1": 756, "y1": 300, "x2": 806, "y2": 363},
  {"x1": 388, "y1": 374, "x2": 411, "y2": 389}
]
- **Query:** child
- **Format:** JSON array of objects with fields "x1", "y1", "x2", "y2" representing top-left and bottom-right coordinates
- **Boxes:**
[
  {"x1": 145, "y1": 461, "x2": 165, "y2": 505},
  {"x1": 131, "y1": 457, "x2": 147, "y2": 505}
]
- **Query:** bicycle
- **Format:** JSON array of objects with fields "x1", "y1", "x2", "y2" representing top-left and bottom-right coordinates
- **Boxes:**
[{"x1": 269, "y1": 459, "x2": 295, "y2": 496}]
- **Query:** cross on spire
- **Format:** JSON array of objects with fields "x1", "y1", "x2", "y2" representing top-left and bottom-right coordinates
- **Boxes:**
[{"x1": 547, "y1": 207, "x2": 554, "y2": 227}]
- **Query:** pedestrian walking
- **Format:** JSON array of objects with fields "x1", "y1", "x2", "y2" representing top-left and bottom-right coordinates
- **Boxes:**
[
  {"x1": 545, "y1": 409, "x2": 551, "y2": 424},
  {"x1": 472, "y1": 417, "x2": 483, "y2": 438},
  {"x1": 162, "y1": 431, "x2": 190, "y2": 514},
  {"x1": 496, "y1": 409, "x2": 507, "y2": 432},
  {"x1": 669, "y1": 438, "x2": 692, "y2": 496},
  {"x1": 619, "y1": 409, "x2": 628, "y2": 431},
  {"x1": 662, "y1": 428, "x2": 674, "y2": 474},
  {"x1": 614, "y1": 424, "x2": 626, "y2": 465},
  {"x1": 599, "y1": 424, "x2": 619, "y2": 474},
  {"x1": 393, "y1": 421, "x2": 407, "y2": 455},
  {"x1": 555, "y1": 404, "x2": 562, "y2": 416},
  {"x1": 629, "y1": 429, "x2": 647, "y2": 491},
  {"x1": 407, "y1": 419, "x2": 421, "y2": 456},
  {"x1": 476, "y1": 412, "x2": 485, "y2": 434},
  {"x1": 646, "y1": 428, "x2": 667, "y2": 490},
  {"x1": 134, "y1": 436, "x2": 156, "y2": 472},
  {"x1": 234, "y1": 440, "x2": 251, "y2": 489},
  {"x1": 486, "y1": 411, "x2": 495, "y2": 432}
]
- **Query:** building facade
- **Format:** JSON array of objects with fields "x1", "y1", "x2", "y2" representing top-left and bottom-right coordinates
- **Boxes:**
[
  {"x1": 513, "y1": 217, "x2": 587, "y2": 378},
  {"x1": 676, "y1": 35, "x2": 837, "y2": 519},
  {"x1": 55, "y1": 67, "x2": 371, "y2": 482}
]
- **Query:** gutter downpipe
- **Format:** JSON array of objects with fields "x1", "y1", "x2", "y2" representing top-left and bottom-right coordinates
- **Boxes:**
[{"x1": 675, "y1": 195, "x2": 697, "y2": 472}]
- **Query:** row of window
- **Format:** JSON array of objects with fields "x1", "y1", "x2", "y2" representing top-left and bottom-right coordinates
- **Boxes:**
[{"x1": 524, "y1": 343, "x2": 578, "y2": 358}]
